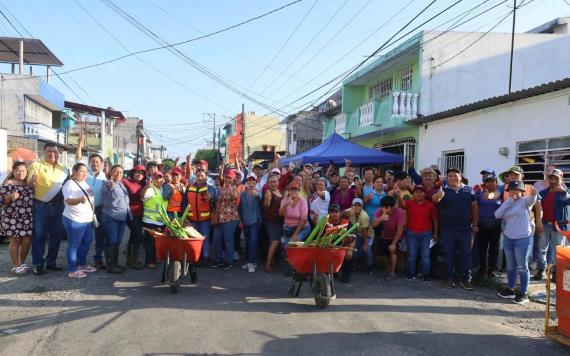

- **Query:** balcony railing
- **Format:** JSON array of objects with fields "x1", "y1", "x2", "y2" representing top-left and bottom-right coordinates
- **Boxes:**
[
  {"x1": 358, "y1": 102, "x2": 374, "y2": 127},
  {"x1": 23, "y1": 122, "x2": 59, "y2": 143},
  {"x1": 391, "y1": 92, "x2": 419, "y2": 119},
  {"x1": 334, "y1": 113, "x2": 345, "y2": 133}
]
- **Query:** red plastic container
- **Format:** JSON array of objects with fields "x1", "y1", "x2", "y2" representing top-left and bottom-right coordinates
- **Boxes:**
[
  {"x1": 556, "y1": 246, "x2": 570, "y2": 338},
  {"x1": 154, "y1": 234, "x2": 204, "y2": 263},
  {"x1": 286, "y1": 247, "x2": 347, "y2": 274}
]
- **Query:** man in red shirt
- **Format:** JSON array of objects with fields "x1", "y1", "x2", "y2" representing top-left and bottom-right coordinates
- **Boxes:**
[{"x1": 404, "y1": 185, "x2": 438, "y2": 281}]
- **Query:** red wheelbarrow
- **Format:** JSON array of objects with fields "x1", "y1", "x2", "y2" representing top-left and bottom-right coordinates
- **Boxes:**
[{"x1": 285, "y1": 246, "x2": 349, "y2": 308}]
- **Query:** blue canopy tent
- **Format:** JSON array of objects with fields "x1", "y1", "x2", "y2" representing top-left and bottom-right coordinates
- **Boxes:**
[{"x1": 281, "y1": 133, "x2": 403, "y2": 166}]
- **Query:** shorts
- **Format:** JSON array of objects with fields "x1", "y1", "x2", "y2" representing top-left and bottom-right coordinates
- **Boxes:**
[
  {"x1": 377, "y1": 238, "x2": 395, "y2": 257},
  {"x1": 265, "y1": 222, "x2": 283, "y2": 242},
  {"x1": 282, "y1": 225, "x2": 310, "y2": 244}
]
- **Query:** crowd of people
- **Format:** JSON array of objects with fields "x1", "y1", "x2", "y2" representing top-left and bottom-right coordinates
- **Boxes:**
[{"x1": 2, "y1": 141, "x2": 569, "y2": 305}]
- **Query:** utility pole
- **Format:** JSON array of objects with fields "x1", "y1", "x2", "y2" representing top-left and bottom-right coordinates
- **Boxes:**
[
  {"x1": 203, "y1": 113, "x2": 216, "y2": 150},
  {"x1": 508, "y1": 0, "x2": 517, "y2": 94},
  {"x1": 241, "y1": 103, "x2": 245, "y2": 162}
]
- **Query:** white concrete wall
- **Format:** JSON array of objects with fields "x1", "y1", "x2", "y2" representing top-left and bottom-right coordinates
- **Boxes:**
[
  {"x1": 420, "y1": 31, "x2": 570, "y2": 115},
  {"x1": 0, "y1": 129, "x2": 6, "y2": 182},
  {"x1": 417, "y1": 88, "x2": 570, "y2": 185}
]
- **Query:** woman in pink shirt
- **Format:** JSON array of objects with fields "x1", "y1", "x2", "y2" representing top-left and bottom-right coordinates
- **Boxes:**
[{"x1": 280, "y1": 180, "x2": 310, "y2": 243}]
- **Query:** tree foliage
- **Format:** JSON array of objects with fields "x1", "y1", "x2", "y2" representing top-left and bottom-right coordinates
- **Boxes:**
[{"x1": 195, "y1": 149, "x2": 221, "y2": 172}]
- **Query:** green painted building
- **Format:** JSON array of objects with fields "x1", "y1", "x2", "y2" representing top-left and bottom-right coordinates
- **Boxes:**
[{"x1": 323, "y1": 34, "x2": 422, "y2": 165}]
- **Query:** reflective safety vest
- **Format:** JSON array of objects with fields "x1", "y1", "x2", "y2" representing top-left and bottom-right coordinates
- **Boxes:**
[
  {"x1": 186, "y1": 184, "x2": 212, "y2": 222},
  {"x1": 167, "y1": 184, "x2": 184, "y2": 213},
  {"x1": 143, "y1": 186, "x2": 167, "y2": 225}
]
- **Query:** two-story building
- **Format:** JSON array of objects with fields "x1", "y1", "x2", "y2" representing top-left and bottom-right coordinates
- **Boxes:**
[{"x1": 323, "y1": 17, "x2": 570, "y2": 170}]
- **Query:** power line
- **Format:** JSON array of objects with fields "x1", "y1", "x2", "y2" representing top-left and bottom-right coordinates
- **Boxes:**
[
  {"x1": 261, "y1": 0, "x2": 349, "y2": 97},
  {"x1": 267, "y1": 0, "x2": 375, "y2": 100},
  {"x1": 101, "y1": 0, "x2": 290, "y2": 116}
]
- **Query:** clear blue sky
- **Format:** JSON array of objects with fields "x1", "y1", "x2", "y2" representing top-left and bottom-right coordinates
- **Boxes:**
[{"x1": 0, "y1": 0, "x2": 568, "y2": 157}]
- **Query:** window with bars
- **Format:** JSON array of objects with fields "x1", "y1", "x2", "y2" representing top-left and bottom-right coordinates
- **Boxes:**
[
  {"x1": 374, "y1": 137, "x2": 416, "y2": 165},
  {"x1": 25, "y1": 98, "x2": 52, "y2": 125},
  {"x1": 400, "y1": 67, "x2": 413, "y2": 92},
  {"x1": 369, "y1": 78, "x2": 392, "y2": 100},
  {"x1": 441, "y1": 150, "x2": 465, "y2": 175},
  {"x1": 516, "y1": 136, "x2": 570, "y2": 185}
]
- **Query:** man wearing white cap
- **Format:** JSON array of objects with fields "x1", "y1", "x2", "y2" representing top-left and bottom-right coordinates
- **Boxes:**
[{"x1": 343, "y1": 197, "x2": 375, "y2": 274}]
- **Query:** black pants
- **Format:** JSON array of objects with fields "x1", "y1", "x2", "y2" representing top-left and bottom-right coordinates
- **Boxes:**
[
  {"x1": 478, "y1": 226, "x2": 501, "y2": 275},
  {"x1": 127, "y1": 216, "x2": 144, "y2": 245},
  {"x1": 143, "y1": 222, "x2": 162, "y2": 264}
]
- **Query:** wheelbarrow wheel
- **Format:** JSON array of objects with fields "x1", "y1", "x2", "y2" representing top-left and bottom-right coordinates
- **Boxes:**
[
  {"x1": 313, "y1": 273, "x2": 332, "y2": 309},
  {"x1": 189, "y1": 264, "x2": 198, "y2": 284},
  {"x1": 169, "y1": 261, "x2": 181, "y2": 294}
]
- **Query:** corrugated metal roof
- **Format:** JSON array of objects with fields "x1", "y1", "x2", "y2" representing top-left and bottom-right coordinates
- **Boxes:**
[
  {"x1": 64, "y1": 101, "x2": 126, "y2": 122},
  {"x1": 412, "y1": 77, "x2": 570, "y2": 123},
  {"x1": 0, "y1": 37, "x2": 63, "y2": 66}
]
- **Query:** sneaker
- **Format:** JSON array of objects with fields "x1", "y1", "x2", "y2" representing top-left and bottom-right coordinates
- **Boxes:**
[
  {"x1": 32, "y1": 266, "x2": 45, "y2": 276},
  {"x1": 211, "y1": 261, "x2": 224, "y2": 268},
  {"x1": 223, "y1": 262, "x2": 233, "y2": 270},
  {"x1": 233, "y1": 251, "x2": 240, "y2": 261},
  {"x1": 242, "y1": 263, "x2": 257, "y2": 270},
  {"x1": 384, "y1": 272, "x2": 395, "y2": 281},
  {"x1": 68, "y1": 271, "x2": 87, "y2": 279},
  {"x1": 78, "y1": 265, "x2": 97, "y2": 273},
  {"x1": 531, "y1": 269, "x2": 543, "y2": 281},
  {"x1": 46, "y1": 265, "x2": 63, "y2": 271},
  {"x1": 498, "y1": 289, "x2": 516, "y2": 299},
  {"x1": 443, "y1": 280, "x2": 455, "y2": 289},
  {"x1": 14, "y1": 266, "x2": 29, "y2": 275},
  {"x1": 247, "y1": 263, "x2": 256, "y2": 273},
  {"x1": 514, "y1": 293, "x2": 529, "y2": 305},
  {"x1": 406, "y1": 275, "x2": 416, "y2": 281},
  {"x1": 459, "y1": 281, "x2": 474, "y2": 291}
]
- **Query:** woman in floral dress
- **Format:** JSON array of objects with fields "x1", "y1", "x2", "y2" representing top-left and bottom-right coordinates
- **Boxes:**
[{"x1": 1, "y1": 161, "x2": 33, "y2": 275}]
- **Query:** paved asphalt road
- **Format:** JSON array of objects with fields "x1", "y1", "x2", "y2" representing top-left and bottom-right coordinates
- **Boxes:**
[{"x1": 0, "y1": 242, "x2": 567, "y2": 356}]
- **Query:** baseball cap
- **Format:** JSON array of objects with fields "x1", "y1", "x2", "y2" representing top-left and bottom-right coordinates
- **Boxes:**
[
  {"x1": 480, "y1": 168, "x2": 495, "y2": 175},
  {"x1": 287, "y1": 181, "x2": 301, "y2": 190},
  {"x1": 170, "y1": 167, "x2": 184, "y2": 176},
  {"x1": 133, "y1": 164, "x2": 146, "y2": 172},
  {"x1": 508, "y1": 180, "x2": 525, "y2": 192},
  {"x1": 270, "y1": 167, "x2": 281, "y2": 176},
  {"x1": 499, "y1": 165, "x2": 524, "y2": 183},
  {"x1": 413, "y1": 184, "x2": 426, "y2": 192},
  {"x1": 253, "y1": 163, "x2": 263, "y2": 170},
  {"x1": 352, "y1": 198, "x2": 363, "y2": 206},
  {"x1": 304, "y1": 163, "x2": 314, "y2": 169},
  {"x1": 329, "y1": 204, "x2": 341, "y2": 212},
  {"x1": 224, "y1": 169, "x2": 236, "y2": 180},
  {"x1": 549, "y1": 168, "x2": 564, "y2": 179},
  {"x1": 483, "y1": 174, "x2": 497, "y2": 182},
  {"x1": 246, "y1": 172, "x2": 257, "y2": 180},
  {"x1": 446, "y1": 167, "x2": 462, "y2": 175},
  {"x1": 152, "y1": 171, "x2": 164, "y2": 178},
  {"x1": 197, "y1": 160, "x2": 209, "y2": 169},
  {"x1": 420, "y1": 167, "x2": 437, "y2": 176}
]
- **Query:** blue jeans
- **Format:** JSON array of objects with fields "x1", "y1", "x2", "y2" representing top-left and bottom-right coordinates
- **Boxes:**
[
  {"x1": 93, "y1": 207, "x2": 105, "y2": 262},
  {"x1": 355, "y1": 235, "x2": 374, "y2": 267},
  {"x1": 407, "y1": 231, "x2": 432, "y2": 277},
  {"x1": 192, "y1": 221, "x2": 211, "y2": 258},
  {"x1": 244, "y1": 223, "x2": 261, "y2": 264},
  {"x1": 214, "y1": 220, "x2": 239, "y2": 264},
  {"x1": 504, "y1": 236, "x2": 532, "y2": 295},
  {"x1": 440, "y1": 229, "x2": 472, "y2": 282},
  {"x1": 62, "y1": 216, "x2": 94, "y2": 272},
  {"x1": 537, "y1": 223, "x2": 565, "y2": 270},
  {"x1": 282, "y1": 225, "x2": 310, "y2": 245},
  {"x1": 32, "y1": 199, "x2": 65, "y2": 268},
  {"x1": 101, "y1": 213, "x2": 127, "y2": 247}
]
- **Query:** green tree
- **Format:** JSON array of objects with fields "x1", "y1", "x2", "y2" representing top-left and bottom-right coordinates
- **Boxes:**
[
  {"x1": 162, "y1": 158, "x2": 175, "y2": 172},
  {"x1": 195, "y1": 149, "x2": 221, "y2": 172}
]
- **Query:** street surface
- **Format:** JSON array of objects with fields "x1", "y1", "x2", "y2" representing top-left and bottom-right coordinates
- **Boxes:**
[{"x1": 0, "y1": 242, "x2": 567, "y2": 356}]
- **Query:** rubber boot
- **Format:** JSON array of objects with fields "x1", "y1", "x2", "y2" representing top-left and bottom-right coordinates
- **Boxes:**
[
  {"x1": 129, "y1": 243, "x2": 143, "y2": 270},
  {"x1": 105, "y1": 247, "x2": 123, "y2": 274},
  {"x1": 114, "y1": 246, "x2": 125, "y2": 272}
]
